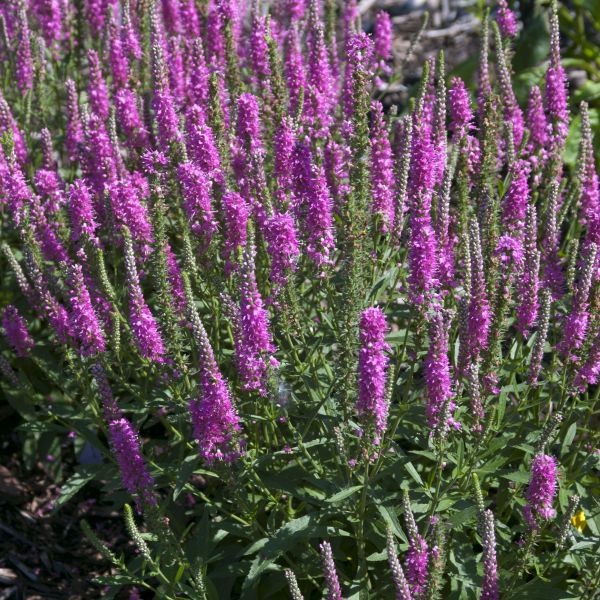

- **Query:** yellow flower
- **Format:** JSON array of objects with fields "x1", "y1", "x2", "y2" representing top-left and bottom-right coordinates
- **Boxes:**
[{"x1": 571, "y1": 510, "x2": 586, "y2": 533}]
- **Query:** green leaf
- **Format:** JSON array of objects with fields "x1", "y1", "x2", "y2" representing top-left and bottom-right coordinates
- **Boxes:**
[
  {"x1": 326, "y1": 485, "x2": 363, "y2": 504},
  {"x1": 404, "y1": 461, "x2": 424, "y2": 487},
  {"x1": 561, "y1": 422, "x2": 577, "y2": 456},
  {"x1": 500, "y1": 471, "x2": 531, "y2": 484},
  {"x1": 52, "y1": 465, "x2": 107, "y2": 513},
  {"x1": 173, "y1": 454, "x2": 199, "y2": 501},
  {"x1": 241, "y1": 515, "x2": 316, "y2": 595}
]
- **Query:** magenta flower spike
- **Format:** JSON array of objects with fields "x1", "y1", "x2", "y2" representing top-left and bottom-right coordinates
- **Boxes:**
[
  {"x1": 524, "y1": 454, "x2": 558, "y2": 529},
  {"x1": 187, "y1": 39, "x2": 210, "y2": 107},
  {"x1": 424, "y1": 309, "x2": 456, "y2": 430},
  {"x1": 236, "y1": 92, "x2": 264, "y2": 156},
  {"x1": 185, "y1": 288, "x2": 242, "y2": 463},
  {"x1": 496, "y1": 0, "x2": 517, "y2": 38},
  {"x1": 234, "y1": 241, "x2": 278, "y2": 395},
  {"x1": 502, "y1": 159, "x2": 530, "y2": 234},
  {"x1": 115, "y1": 87, "x2": 149, "y2": 148},
  {"x1": 167, "y1": 36, "x2": 186, "y2": 105},
  {"x1": 180, "y1": 0, "x2": 200, "y2": 37},
  {"x1": 407, "y1": 110, "x2": 438, "y2": 305},
  {"x1": 284, "y1": 26, "x2": 306, "y2": 116},
  {"x1": 177, "y1": 162, "x2": 217, "y2": 250},
  {"x1": 0, "y1": 91, "x2": 27, "y2": 165},
  {"x1": 293, "y1": 142, "x2": 335, "y2": 272},
  {"x1": 109, "y1": 175, "x2": 154, "y2": 249},
  {"x1": 161, "y1": 0, "x2": 182, "y2": 34},
  {"x1": 448, "y1": 77, "x2": 473, "y2": 142},
  {"x1": 85, "y1": 0, "x2": 113, "y2": 35},
  {"x1": 558, "y1": 243, "x2": 597, "y2": 360},
  {"x1": 574, "y1": 331, "x2": 600, "y2": 390},
  {"x1": 578, "y1": 104, "x2": 599, "y2": 231},
  {"x1": 525, "y1": 86, "x2": 548, "y2": 153},
  {"x1": 250, "y1": 12, "x2": 270, "y2": 81},
  {"x1": 185, "y1": 106, "x2": 222, "y2": 181},
  {"x1": 516, "y1": 206, "x2": 540, "y2": 336},
  {"x1": 87, "y1": 49, "x2": 110, "y2": 121},
  {"x1": 66, "y1": 263, "x2": 106, "y2": 357},
  {"x1": 221, "y1": 191, "x2": 250, "y2": 273},
  {"x1": 273, "y1": 117, "x2": 296, "y2": 198},
  {"x1": 91, "y1": 363, "x2": 122, "y2": 422},
  {"x1": 123, "y1": 234, "x2": 166, "y2": 363},
  {"x1": 466, "y1": 220, "x2": 491, "y2": 362},
  {"x1": 405, "y1": 534, "x2": 429, "y2": 597},
  {"x1": 165, "y1": 244, "x2": 186, "y2": 316},
  {"x1": 31, "y1": 0, "x2": 64, "y2": 48},
  {"x1": 65, "y1": 80, "x2": 83, "y2": 162},
  {"x1": 544, "y1": 5, "x2": 569, "y2": 154},
  {"x1": 480, "y1": 510, "x2": 499, "y2": 600},
  {"x1": 108, "y1": 417, "x2": 156, "y2": 506},
  {"x1": 319, "y1": 541, "x2": 344, "y2": 600},
  {"x1": 15, "y1": 6, "x2": 33, "y2": 94},
  {"x1": 264, "y1": 210, "x2": 300, "y2": 301},
  {"x1": 2, "y1": 305, "x2": 34, "y2": 357},
  {"x1": 68, "y1": 179, "x2": 99, "y2": 246},
  {"x1": 374, "y1": 10, "x2": 393, "y2": 63},
  {"x1": 356, "y1": 307, "x2": 390, "y2": 444},
  {"x1": 370, "y1": 101, "x2": 395, "y2": 232},
  {"x1": 122, "y1": 2, "x2": 142, "y2": 60},
  {"x1": 108, "y1": 15, "x2": 129, "y2": 89}
]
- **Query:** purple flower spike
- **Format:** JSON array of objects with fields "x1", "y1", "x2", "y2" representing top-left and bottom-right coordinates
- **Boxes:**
[
  {"x1": 370, "y1": 101, "x2": 395, "y2": 232},
  {"x1": 496, "y1": 0, "x2": 517, "y2": 38},
  {"x1": 15, "y1": 7, "x2": 33, "y2": 94},
  {"x1": 264, "y1": 211, "x2": 300, "y2": 298},
  {"x1": 466, "y1": 220, "x2": 491, "y2": 362},
  {"x1": 558, "y1": 244, "x2": 597, "y2": 360},
  {"x1": 68, "y1": 179, "x2": 99, "y2": 246},
  {"x1": 221, "y1": 191, "x2": 250, "y2": 273},
  {"x1": 545, "y1": 6, "x2": 569, "y2": 153},
  {"x1": 405, "y1": 535, "x2": 429, "y2": 596},
  {"x1": 578, "y1": 103, "x2": 599, "y2": 230},
  {"x1": 177, "y1": 162, "x2": 217, "y2": 249},
  {"x1": 319, "y1": 541, "x2": 343, "y2": 600},
  {"x1": 524, "y1": 454, "x2": 558, "y2": 529},
  {"x1": 448, "y1": 77, "x2": 473, "y2": 141},
  {"x1": 187, "y1": 39, "x2": 210, "y2": 107},
  {"x1": 574, "y1": 331, "x2": 600, "y2": 390},
  {"x1": 66, "y1": 263, "x2": 106, "y2": 357},
  {"x1": 480, "y1": 510, "x2": 499, "y2": 600},
  {"x1": 250, "y1": 13, "x2": 270, "y2": 81},
  {"x1": 408, "y1": 111, "x2": 438, "y2": 304},
  {"x1": 357, "y1": 307, "x2": 390, "y2": 444},
  {"x1": 236, "y1": 93, "x2": 264, "y2": 155},
  {"x1": 165, "y1": 244, "x2": 186, "y2": 315},
  {"x1": 284, "y1": 27, "x2": 306, "y2": 116},
  {"x1": 424, "y1": 309, "x2": 456, "y2": 430},
  {"x1": 517, "y1": 206, "x2": 540, "y2": 336},
  {"x1": 374, "y1": 11, "x2": 392, "y2": 62},
  {"x1": 108, "y1": 418, "x2": 156, "y2": 506},
  {"x1": 525, "y1": 86, "x2": 548, "y2": 152},
  {"x1": 2, "y1": 305, "x2": 34, "y2": 357},
  {"x1": 108, "y1": 16, "x2": 129, "y2": 89},
  {"x1": 87, "y1": 49, "x2": 110, "y2": 121},
  {"x1": 234, "y1": 242, "x2": 278, "y2": 395},
  {"x1": 124, "y1": 235, "x2": 166, "y2": 363},
  {"x1": 65, "y1": 80, "x2": 83, "y2": 162},
  {"x1": 185, "y1": 107, "x2": 222, "y2": 180},
  {"x1": 502, "y1": 159, "x2": 530, "y2": 234},
  {"x1": 115, "y1": 88, "x2": 149, "y2": 148},
  {"x1": 187, "y1": 305, "x2": 242, "y2": 464}
]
